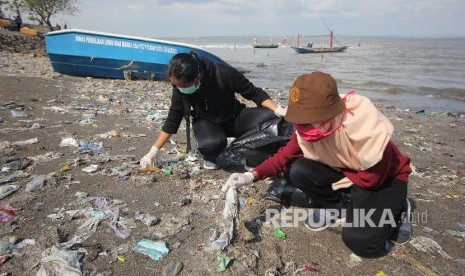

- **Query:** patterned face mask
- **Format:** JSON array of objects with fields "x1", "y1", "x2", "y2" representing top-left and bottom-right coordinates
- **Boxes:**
[
  {"x1": 295, "y1": 90, "x2": 355, "y2": 142},
  {"x1": 295, "y1": 120, "x2": 341, "y2": 142}
]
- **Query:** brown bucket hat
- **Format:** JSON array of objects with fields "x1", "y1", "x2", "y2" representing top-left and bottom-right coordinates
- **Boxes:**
[{"x1": 285, "y1": 72, "x2": 345, "y2": 124}]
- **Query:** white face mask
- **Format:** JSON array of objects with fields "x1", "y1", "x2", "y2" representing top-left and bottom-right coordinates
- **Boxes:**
[{"x1": 178, "y1": 82, "x2": 201, "y2": 94}]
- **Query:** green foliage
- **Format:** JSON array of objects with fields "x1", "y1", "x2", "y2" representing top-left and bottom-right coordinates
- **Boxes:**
[
  {"x1": 3, "y1": 0, "x2": 22, "y2": 17},
  {"x1": 0, "y1": 3, "x2": 4, "y2": 18},
  {"x1": 4, "y1": 0, "x2": 78, "y2": 29}
]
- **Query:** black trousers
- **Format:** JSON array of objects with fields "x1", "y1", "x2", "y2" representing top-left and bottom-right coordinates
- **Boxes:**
[
  {"x1": 192, "y1": 107, "x2": 275, "y2": 161},
  {"x1": 289, "y1": 158, "x2": 408, "y2": 258}
]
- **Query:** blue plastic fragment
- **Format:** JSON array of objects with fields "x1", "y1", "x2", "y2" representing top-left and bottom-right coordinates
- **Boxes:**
[{"x1": 134, "y1": 239, "x2": 169, "y2": 261}]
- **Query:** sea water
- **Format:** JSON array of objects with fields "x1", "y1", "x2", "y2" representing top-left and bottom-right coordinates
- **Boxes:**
[{"x1": 164, "y1": 35, "x2": 465, "y2": 113}]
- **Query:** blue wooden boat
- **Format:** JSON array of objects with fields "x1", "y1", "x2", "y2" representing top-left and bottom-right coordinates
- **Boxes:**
[{"x1": 45, "y1": 29, "x2": 229, "y2": 80}]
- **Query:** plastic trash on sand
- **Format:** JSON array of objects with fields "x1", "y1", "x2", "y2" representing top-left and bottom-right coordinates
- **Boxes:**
[
  {"x1": 217, "y1": 255, "x2": 231, "y2": 272},
  {"x1": 410, "y1": 236, "x2": 451, "y2": 259},
  {"x1": 25, "y1": 175, "x2": 47, "y2": 192},
  {"x1": 0, "y1": 202, "x2": 17, "y2": 223},
  {"x1": 10, "y1": 110, "x2": 27, "y2": 118},
  {"x1": 0, "y1": 233, "x2": 18, "y2": 256},
  {"x1": 134, "y1": 211, "x2": 159, "y2": 226},
  {"x1": 133, "y1": 239, "x2": 169, "y2": 261},
  {"x1": 0, "y1": 171, "x2": 23, "y2": 184},
  {"x1": 148, "y1": 216, "x2": 189, "y2": 239},
  {"x1": 273, "y1": 226, "x2": 286, "y2": 239},
  {"x1": 12, "y1": 137, "x2": 38, "y2": 146},
  {"x1": 37, "y1": 245, "x2": 84, "y2": 276},
  {"x1": 207, "y1": 185, "x2": 238, "y2": 251},
  {"x1": 59, "y1": 137, "x2": 79, "y2": 147},
  {"x1": 74, "y1": 192, "x2": 88, "y2": 205},
  {"x1": 0, "y1": 185, "x2": 19, "y2": 200},
  {"x1": 82, "y1": 164, "x2": 99, "y2": 173},
  {"x1": 79, "y1": 139, "x2": 103, "y2": 155},
  {"x1": 59, "y1": 216, "x2": 103, "y2": 249}
]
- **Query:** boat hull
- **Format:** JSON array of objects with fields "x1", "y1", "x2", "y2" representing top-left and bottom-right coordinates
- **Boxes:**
[
  {"x1": 291, "y1": 45, "x2": 348, "y2": 54},
  {"x1": 45, "y1": 29, "x2": 228, "y2": 80},
  {"x1": 253, "y1": 44, "x2": 279, "y2": 49}
]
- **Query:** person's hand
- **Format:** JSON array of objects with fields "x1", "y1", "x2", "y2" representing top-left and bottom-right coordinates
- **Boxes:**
[
  {"x1": 140, "y1": 145, "x2": 159, "y2": 168},
  {"x1": 222, "y1": 172, "x2": 254, "y2": 192},
  {"x1": 274, "y1": 104, "x2": 288, "y2": 117}
]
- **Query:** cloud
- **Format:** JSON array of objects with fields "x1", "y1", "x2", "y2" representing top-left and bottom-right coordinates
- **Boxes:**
[{"x1": 56, "y1": 0, "x2": 465, "y2": 36}]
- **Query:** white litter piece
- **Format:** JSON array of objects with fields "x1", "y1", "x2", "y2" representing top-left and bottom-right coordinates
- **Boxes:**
[
  {"x1": 10, "y1": 110, "x2": 28, "y2": 118},
  {"x1": 410, "y1": 236, "x2": 451, "y2": 259},
  {"x1": 25, "y1": 175, "x2": 47, "y2": 192},
  {"x1": 135, "y1": 211, "x2": 159, "y2": 226},
  {"x1": 82, "y1": 164, "x2": 99, "y2": 173},
  {"x1": 0, "y1": 141, "x2": 12, "y2": 150},
  {"x1": 37, "y1": 245, "x2": 83, "y2": 276},
  {"x1": 347, "y1": 253, "x2": 362, "y2": 268},
  {"x1": 30, "y1": 152, "x2": 64, "y2": 163},
  {"x1": 185, "y1": 154, "x2": 198, "y2": 162},
  {"x1": 12, "y1": 239, "x2": 36, "y2": 256},
  {"x1": 59, "y1": 216, "x2": 102, "y2": 249},
  {"x1": 42, "y1": 106, "x2": 70, "y2": 113},
  {"x1": 0, "y1": 171, "x2": 23, "y2": 184},
  {"x1": 0, "y1": 185, "x2": 19, "y2": 199},
  {"x1": 207, "y1": 186, "x2": 238, "y2": 251},
  {"x1": 60, "y1": 137, "x2": 79, "y2": 147},
  {"x1": 12, "y1": 137, "x2": 38, "y2": 146},
  {"x1": 150, "y1": 216, "x2": 189, "y2": 239}
]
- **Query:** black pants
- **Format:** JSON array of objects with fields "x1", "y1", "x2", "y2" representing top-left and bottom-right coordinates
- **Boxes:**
[
  {"x1": 289, "y1": 158, "x2": 408, "y2": 258},
  {"x1": 192, "y1": 107, "x2": 275, "y2": 161}
]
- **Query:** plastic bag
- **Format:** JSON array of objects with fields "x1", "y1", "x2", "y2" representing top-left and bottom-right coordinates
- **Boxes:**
[{"x1": 229, "y1": 117, "x2": 293, "y2": 167}]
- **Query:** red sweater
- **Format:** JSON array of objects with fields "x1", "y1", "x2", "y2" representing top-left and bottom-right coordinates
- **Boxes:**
[{"x1": 254, "y1": 132, "x2": 411, "y2": 189}]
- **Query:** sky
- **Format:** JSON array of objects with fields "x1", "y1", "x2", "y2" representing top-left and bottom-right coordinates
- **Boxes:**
[{"x1": 50, "y1": 0, "x2": 465, "y2": 38}]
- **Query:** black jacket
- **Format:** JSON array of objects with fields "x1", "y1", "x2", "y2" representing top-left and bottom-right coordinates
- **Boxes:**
[{"x1": 162, "y1": 57, "x2": 271, "y2": 134}]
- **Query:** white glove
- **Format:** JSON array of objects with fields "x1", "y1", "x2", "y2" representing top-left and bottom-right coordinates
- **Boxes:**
[
  {"x1": 331, "y1": 177, "x2": 354, "y2": 190},
  {"x1": 222, "y1": 172, "x2": 254, "y2": 192},
  {"x1": 274, "y1": 104, "x2": 287, "y2": 117},
  {"x1": 140, "y1": 145, "x2": 159, "y2": 168}
]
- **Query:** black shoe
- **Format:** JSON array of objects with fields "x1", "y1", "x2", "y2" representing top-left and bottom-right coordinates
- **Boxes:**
[
  {"x1": 389, "y1": 198, "x2": 412, "y2": 244},
  {"x1": 264, "y1": 177, "x2": 316, "y2": 208}
]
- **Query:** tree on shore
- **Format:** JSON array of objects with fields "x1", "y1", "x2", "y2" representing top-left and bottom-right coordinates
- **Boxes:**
[
  {"x1": 6, "y1": 0, "x2": 79, "y2": 30},
  {"x1": 0, "y1": 0, "x2": 9, "y2": 18},
  {"x1": 4, "y1": 0, "x2": 23, "y2": 18}
]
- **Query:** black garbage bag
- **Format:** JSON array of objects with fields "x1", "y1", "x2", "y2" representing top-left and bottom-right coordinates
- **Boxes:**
[{"x1": 229, "y1": 117, "x2": 294, "y2": 168}]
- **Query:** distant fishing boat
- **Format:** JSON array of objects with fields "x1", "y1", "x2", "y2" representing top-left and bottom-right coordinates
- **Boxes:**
[
  {"x1": 45, "y1": 29, "x2": 229, "y2": 80},
  {"x1": 291, "y1": 31, "x2": 348, "y2": 54},
  {"x1": 291, "y1": 45, "x2": 348, "y2": 53},
  {"x1": 253, "y1": 44, "x2": 279, "y2": 49},
  {"x1": 253, "y1": 37, "x2": 279, "y2": 49}
]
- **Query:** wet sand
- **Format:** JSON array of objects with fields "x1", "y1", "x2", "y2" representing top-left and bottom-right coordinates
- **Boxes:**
[{"x1": 0, "y1": 49, "x2": 465, "y2": 276}]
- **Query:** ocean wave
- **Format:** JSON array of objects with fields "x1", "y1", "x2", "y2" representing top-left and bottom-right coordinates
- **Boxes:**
[
  {"x1": 201, "y1": 44, "x2": 253, "y2": 49},
  {"x1": 338, "y1": 79, "x2": 465, "y2": 101},
  {"x1": 414, "y1": 87, "x2": 465, "y2": 101},
  {"x1": 338, "y1": 79, "x2": 406, "y2": 94}
]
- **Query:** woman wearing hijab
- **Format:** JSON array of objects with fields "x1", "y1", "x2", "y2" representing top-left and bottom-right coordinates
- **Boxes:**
[
  {"x1": 224, "y1": 71, "x2": 412, "y2": 258},
  {"x1": 140, "y1": 52, "x2": 286, "y2": 170}
]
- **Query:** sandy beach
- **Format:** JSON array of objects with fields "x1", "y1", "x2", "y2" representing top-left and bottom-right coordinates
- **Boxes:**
[{"x1": 0, "y1": 32, "x2": 465, "y2": 276}]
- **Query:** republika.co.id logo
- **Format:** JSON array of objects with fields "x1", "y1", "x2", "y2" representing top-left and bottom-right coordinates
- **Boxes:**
[{"x1": 265, "y1": 208, "x2": 427, "y2": 228}]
